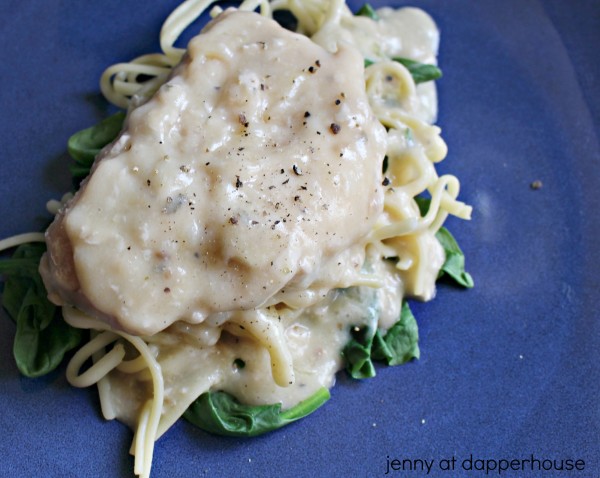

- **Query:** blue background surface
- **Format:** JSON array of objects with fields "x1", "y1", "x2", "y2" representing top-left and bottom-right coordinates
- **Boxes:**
[{"x1": 1, "y1": 1, "x2": 598, "y2": 477}]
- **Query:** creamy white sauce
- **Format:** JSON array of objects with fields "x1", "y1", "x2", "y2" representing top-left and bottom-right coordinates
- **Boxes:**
[
  {"x1": 312, "y1": 6, "x2": 440, "y2": 123},
  {"x1": 61, "y1": 10, "x2": 385, "y2": 336},
  {"x1": 88, "y1": 287, "x2": 374, "y2": 435},
  {"x1": 47, "y1": 4, "x2": 449, "y2": 440}
]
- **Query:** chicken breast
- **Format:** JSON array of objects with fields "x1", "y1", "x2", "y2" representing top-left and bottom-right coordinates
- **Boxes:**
[{"x1": 40, "y1": 10, "x2": 386, "y2": 336}]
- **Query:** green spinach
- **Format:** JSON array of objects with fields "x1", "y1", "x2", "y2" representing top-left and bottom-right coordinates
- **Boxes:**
[
  {"x1": 415, "y1": 197, "x2": 474, "y2": 288},
  {"x1": 392, "y1": 57, "x2": 442, "y2": 84},
  {"x1": 184, "y1": 387, "x2": 330, "y2": 437},
  {"x1": 364, "y1": 57, "x2": 442, "y2": 84},
  {"x1": 343, "y1": 322, "x2": 378, "y2": 379},
  {"x1": 0, "y1": 113, "x2": 127, "y2": 376},
  {"x1": 0, "y1": 243, "x2": 83, "y2": 377},
  {"x1": 343, "y1": 300, "x2": 420, "y2": 379},
  {"x1": 337, "y1": 287, "x2": 378, "y2": 379},
  {"x1": 68, "y1": 111, "x2": 125, "y2": 180},
  {"x1": 356, "y1": 3, "x2": 379, "y2": 20},
  {"x1": 435, "y1": 227, "x2": 475, "y2": 288},
  {"x1": 371, "y1": 301, "x2": 420, "y2": 365}
]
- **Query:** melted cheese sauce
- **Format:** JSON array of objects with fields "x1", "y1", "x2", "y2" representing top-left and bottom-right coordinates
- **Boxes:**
[
  {"x1": 48, "y1": 3, "x2": 453, "y2": 452},
  {"x1": 75, "y1": 287, "x2": 374, "y2": 435},
  {"x1": 62, "y1": 10, "x2": 385, "y2": 336},
  {"x1": 313, "y1": 6, "x2": 440, "y2": 123}
]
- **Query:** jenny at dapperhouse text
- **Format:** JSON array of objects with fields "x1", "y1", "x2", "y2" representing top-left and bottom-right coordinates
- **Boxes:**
[{"x1": 384, "y1": 454, "x2": 586, "y2": 475}]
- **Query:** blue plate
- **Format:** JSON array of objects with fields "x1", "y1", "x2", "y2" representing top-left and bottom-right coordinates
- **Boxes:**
[{"x1": 1, "y1": 1, "x2": 598, "y2": 477}]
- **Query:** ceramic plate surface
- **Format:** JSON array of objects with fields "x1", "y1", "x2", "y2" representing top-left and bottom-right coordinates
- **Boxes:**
[{"x1": 1, "y1": 1, "x2": 598, "y2": 477}]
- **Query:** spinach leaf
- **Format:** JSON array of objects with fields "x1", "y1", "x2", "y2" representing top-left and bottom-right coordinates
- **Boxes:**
[
  {"x1": 435, "y1": 227, "x2": 475, "y2": 288},
  {"x1": 392, "y1": 57, "x2": 442, "y2": 84},
  {"x1": 68, "y1": 111, "x2": 125, "y2": 179},
  {"x1": 341, "y1": 287, "x2": 379, "y2": 379},
  {"x1": 343, "y1": 322, "x2": 378, "y2": 379},
  {"x1": 372, "y1": 301, "x2": 420, "y2": 365},
  {"x1": 414, "y1": 196, "x2": 432, "y2": 217},
  {"x1": 414, "y1": 197, "x2": 474, "y2": 288},
  {"x1": 184, "y1": 387, "x2": 330, "y2": 437},
  {"x1": 0, "y1": 113, "x2": 121, "y2": 376},
  {"x1": 0, "y1": 243, "x2": 83, "y2": 377},
  {"x1": 356, "y1": 3, "x2": 379, "y2": 20},
  {"x1": 344, "y1": 300, "x2": 420, "y2": 379},
  {"x1": 364, "y1": 58, "x2": 442, "y2": 84}
]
